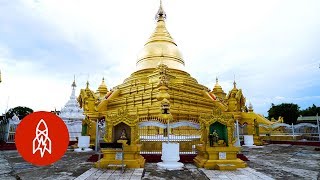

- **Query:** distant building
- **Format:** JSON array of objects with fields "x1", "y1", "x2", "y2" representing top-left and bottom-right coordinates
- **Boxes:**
[{"x1": 297, "y1": 115, "x2": 319, "y2": 124}]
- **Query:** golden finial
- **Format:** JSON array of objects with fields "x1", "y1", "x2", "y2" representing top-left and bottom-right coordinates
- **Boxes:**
[
  {"x1": 0, "y1": 70, "x2": 2, "y2": 83},
  {"x1": 233, "y1": 75, "x2": 237, "y2": 89},
  {"x1": 86, "y1": 80, "x2": 90, "y2": 89},
  {"x1": 155, "y1": 0, "x2": 166, "y2": 21},
  {"x1": 216, "y1": 77, "x2": 218, "y2": 84}
]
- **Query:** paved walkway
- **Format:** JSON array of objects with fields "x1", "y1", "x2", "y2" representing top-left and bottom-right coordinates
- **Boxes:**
[
  {"x1": 0, "y1": 144, "x2": 319, "y2": 179},
  {"x1": 201, "y1": 167, "x2": 273, "y2": 180},
  {"x1": 76, "y1": 163, "x2": 274, "y2": 180},
  {"x1": 242, "y1": 144, "x2": 320, "y2": 179},
  {"x1": 75, "y1": 168, "x2": 143, "y2": 180},
  {"x1": 0, "y1": 152, "x2": 16, "y2": 180}
]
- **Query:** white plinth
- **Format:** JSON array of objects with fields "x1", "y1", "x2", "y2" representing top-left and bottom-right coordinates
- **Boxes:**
[
  {"x1": 157, "y1": 142, "x2": 184, "y2": 170},
  {"x1": 74, "y1": 136, "x2": 92, "y2": 152},
  {"x1": 243, "y1": 135, "x2": 256, "y2": 147}
]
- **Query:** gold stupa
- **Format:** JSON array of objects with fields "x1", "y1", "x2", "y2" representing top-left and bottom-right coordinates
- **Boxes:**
[{"x1": 78, "y1": 1, "x2": 280, "y2": 169}]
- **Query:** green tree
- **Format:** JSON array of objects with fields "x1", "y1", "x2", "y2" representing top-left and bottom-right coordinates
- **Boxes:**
[
  {"x1": 5, "y1": 106, "x2": 33, "y2": 120},
  {"x1": 300, "y1": 104, "x2": 320, "y2": 116},
  {"x1": 268, "y1": 103, "x2": 300, "y2": 124}
]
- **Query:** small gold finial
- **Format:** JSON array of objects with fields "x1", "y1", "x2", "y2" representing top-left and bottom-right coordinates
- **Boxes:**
[
  {"x1": 216, "y1": 77, "x2": 218, "y2": 84},
  {"x1": 97, "y1": 77, "x2": 108, "y2": 93},
  {"x1": 0, "y1": 70, "x2": 2, "y2": 83}
]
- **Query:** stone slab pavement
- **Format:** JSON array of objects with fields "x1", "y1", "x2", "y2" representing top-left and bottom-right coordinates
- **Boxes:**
[
  {"x1": 0, "y1": 150, "x2": 94, "y2": 179},
  {"x1": 142, "y1": 163, "x2": 274, "y2": 180},
  {"x1": 0, "y1": 144, "x2": 319, "y2": 179},
  {"x1": 242, "y1": 144, "x2": 320, "y2": 180},
  {"x1": 75, "y1": 168, "x2": 143, "y2": 180},
  {"x1": 76, "y1": 163, "x2": 273, "y2": 180}
]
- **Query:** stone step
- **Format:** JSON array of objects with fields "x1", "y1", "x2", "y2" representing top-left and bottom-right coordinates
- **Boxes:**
[{"x1": 216, "y1": 164, "x2": 237, "y2": 171}]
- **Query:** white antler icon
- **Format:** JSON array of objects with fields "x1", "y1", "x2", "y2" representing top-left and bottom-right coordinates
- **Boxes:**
[{"x1": 32, "y1": 119, "x2": 52, "y2": 158}]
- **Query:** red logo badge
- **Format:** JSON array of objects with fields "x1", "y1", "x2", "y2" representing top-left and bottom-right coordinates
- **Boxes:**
[{"x1": 15, "y1": 111, "x2": 69, "y2": 166}]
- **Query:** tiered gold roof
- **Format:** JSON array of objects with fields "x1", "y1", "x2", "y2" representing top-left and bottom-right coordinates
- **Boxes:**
[
  {"x1": 212, "y1": 77, "x2": 226, "y2": 100},
  {"x1": 97, "y1": 78, "x2": 108, "y2": 95}
]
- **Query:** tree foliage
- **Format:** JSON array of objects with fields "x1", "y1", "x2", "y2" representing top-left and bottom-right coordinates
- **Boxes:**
[
  {"x1": 300, "y1": 104, "x2": 320, "y2": 116},
  {"x1": 268, "y1": 103, "x2": 300, "y2": 124},
  {"x1": 5, "y1": 106, "x2": 33, "y2": 120}
]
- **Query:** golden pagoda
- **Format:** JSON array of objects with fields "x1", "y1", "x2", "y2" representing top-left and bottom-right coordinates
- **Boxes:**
[{"x1": 78, "y1": 1, "x2": 280, "y2": 169}]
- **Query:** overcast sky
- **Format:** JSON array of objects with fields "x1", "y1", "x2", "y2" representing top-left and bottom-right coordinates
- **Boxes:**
[{"x1": 0, "y1": 0, "x2": 319, "y2": 116}]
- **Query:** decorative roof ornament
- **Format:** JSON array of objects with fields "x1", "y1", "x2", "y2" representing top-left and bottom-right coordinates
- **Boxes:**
[
  {"x1": 248, "y1": 102, "x2": 254, "y2": 112},
  {"x1": 71, "y1": 75, "x2": 76, "y2": 89},
  {"x1": 233, "y1": 75, "x2": 237, "y2": 89},
  {"x1": 97, "y1": 77, "x2": 108, "y2": 98},
  {"x1": 155, "y1": 0, "x2": 166, "y2": 21},
  {"x1": 86, "y1": 80, "x2": 90, "y2": 89},
  {"x1": 157, "y1": 63, "x2": 170, "y2": 86},
  {"x1": 98, "y1": 77, "x2": 108, "y2": 91},
  {"x1": 214, "y1": 77, "x2": 222, "y2": 88}
]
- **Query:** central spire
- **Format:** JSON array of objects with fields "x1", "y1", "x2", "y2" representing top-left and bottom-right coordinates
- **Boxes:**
[
  {"x1": 136, "y1": 1, "x2": 185, "y2": 71},
  {"x1": 155, "y1": 0, "x2": 166, "y2": 21}
]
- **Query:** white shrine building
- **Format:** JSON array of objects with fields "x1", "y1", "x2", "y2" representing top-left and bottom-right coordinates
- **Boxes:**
[{"x1": 59, "y1": 78, "x2": 85, "y2": 141}]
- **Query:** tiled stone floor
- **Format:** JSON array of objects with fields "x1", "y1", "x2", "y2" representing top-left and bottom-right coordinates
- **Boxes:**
[
  {"x1": 75, "y1": 168, "x2": 144, "y2": 180},
  {"x1": 0, "y1": 144, "x2": 319, "y2": 179},
  {"x1": 201, "y1": 167, "x2": 273, "y2": 180},
  {"x1": 76, "y1": 163, "x2": 274, "y2": 180}
]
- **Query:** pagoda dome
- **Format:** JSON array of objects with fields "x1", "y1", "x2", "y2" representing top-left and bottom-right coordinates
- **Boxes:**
[
  {"x1": 213, "y1": 77, "x2": 222, "y2": 89},
  {"x1": 212, "y1": 78, "x2": 224, "y2": 92},
  {"x1": 212, "y1": 77, "x2": 226, "y2": 100},
  {"x1": 97, "y1": 77, "x2": 108, "y2": 94},
  {"x1": 136, "y1": 1, "x2": 185, "y2": 71}
]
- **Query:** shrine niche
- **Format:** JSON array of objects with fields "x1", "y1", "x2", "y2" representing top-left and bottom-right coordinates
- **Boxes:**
[
  {"x1": 113, "y1": 122, "x2": 131, "y2": 144},
  {"x1": 209, "y1": 122, "x2": 228, "y2": 146}
]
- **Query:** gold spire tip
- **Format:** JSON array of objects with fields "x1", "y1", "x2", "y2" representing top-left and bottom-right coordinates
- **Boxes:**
[
  {"x1": 86, "y1": 80, "x2": 89, "y2": 88},
  {"x1": 155, "y1": 0, "x2": 166, "y2": 21}
]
